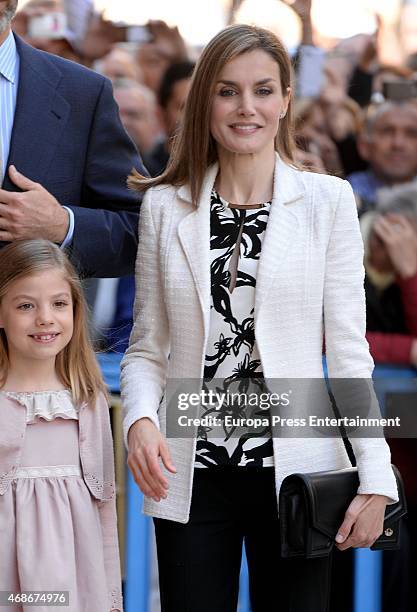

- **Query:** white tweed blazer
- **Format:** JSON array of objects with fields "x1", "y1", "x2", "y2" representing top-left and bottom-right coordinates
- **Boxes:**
[{"x1": 121, "y1": 154, "x2": 398, "y2": 523}]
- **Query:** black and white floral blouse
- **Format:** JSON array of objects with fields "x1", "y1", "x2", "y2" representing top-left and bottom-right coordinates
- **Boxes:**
[{"x1": 195, "y1": 189, "x2": 274, "y2": 468}]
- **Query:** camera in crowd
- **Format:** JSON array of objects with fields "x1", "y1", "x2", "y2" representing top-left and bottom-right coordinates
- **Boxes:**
[{"x1": 383, "y1": 79, "x2": 417, "y2": 101}]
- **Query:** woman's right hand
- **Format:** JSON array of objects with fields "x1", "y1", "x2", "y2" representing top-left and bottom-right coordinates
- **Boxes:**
[{"x1": 127, "y1": 418, "x2": 177, "y2": 502}]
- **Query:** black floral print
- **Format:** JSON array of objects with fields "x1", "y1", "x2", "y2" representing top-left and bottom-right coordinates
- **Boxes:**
[{"x1": 195, "y1": 189, "x2": 274, "y2": 468}]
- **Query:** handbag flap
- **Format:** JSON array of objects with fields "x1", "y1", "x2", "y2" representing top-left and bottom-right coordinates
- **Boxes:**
[
  {"x1": 283, "y1": 465, "x2": 407, "y2": 541},
  {"x1": 302, "y1": 468, "x2": 360, "y2": 538}
]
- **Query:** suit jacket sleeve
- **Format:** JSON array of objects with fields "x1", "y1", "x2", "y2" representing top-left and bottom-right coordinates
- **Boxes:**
[
  {"x1": 66, "y1": 78, "x2": 145, "y2": 277},
  {"x1": 323, "y1": 179, "x2": 398, "y2": 502}
]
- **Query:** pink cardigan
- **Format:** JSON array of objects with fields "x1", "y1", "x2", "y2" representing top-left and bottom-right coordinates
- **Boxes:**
[{"x1": 0, "y1": 391, "x2": 123, "y2": 612}]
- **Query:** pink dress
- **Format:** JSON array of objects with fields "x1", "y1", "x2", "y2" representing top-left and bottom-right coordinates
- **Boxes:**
[{"x1": 0, "y1": 390, "x2": 118, "y2": 612}]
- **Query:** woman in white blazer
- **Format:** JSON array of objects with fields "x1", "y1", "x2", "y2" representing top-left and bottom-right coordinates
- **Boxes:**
[{"x1": 121, "y1": 24, "x2": 398, "y2": 612}]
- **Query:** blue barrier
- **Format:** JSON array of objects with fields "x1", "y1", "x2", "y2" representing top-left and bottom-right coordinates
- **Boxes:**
[
  {"x1": 238, "y1": 547, "x2": 250, "y2": 611},
  {"x1": 97, "y1": 353, "x2": 416, "y2": 612},
  {"x1": 124, "y1": 471, "x2": 150, "y2": 612},
  {"x1": 354, "y1": 549, "x2": 382, "y2": 612},
  {"x1": 97, "y1": 351, "x2": 122, "y2": 393}
]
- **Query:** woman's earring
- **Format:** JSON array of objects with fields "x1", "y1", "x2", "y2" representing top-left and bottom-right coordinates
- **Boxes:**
[{"x1": 280, "y1": 112, "x2": 286, "y2": 119}]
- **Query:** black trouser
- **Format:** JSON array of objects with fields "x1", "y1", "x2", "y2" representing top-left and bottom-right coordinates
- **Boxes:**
[{"x1": 154, "y1": 467, "x2": 332, "y2": 612}]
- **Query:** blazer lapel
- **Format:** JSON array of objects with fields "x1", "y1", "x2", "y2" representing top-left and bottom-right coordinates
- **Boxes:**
[
  {"x1": 176, "y1": 158, "x2": 304, "y2": 332},
  {"x1": 255, "y1": 156, "x2": 305, "y2": 316},
  {"x1": 177, "y1": 164, "x2": 218, "y2": 339},
  {"x1": 3, "y1": 36, "x2": 70, "y2": 189}
]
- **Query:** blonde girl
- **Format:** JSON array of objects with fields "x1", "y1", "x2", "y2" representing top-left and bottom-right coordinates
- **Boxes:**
[{"x1": 0, "y1": 239, "x2": 122, "y2": 612}]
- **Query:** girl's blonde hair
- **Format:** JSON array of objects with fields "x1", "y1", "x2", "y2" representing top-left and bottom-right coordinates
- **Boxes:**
[
  {"x1": 128, "y1": 24, "x2": 296, "y2": 206},
  {"x1": 0, "y1": 240, "x2": 107, "y2": 405}
]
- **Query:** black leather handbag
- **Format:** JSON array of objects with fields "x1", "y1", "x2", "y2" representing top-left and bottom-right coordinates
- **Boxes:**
[{"x1": 279, "y1": 464, "x2": 407, "y2": 559}]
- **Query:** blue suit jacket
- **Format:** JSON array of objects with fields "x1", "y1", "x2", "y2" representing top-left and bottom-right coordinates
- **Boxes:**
[{"x1": 1, "y1": 35, "x2": 144, "y2": 277}]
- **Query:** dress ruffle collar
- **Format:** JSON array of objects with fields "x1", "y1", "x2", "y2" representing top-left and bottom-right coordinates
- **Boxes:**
[{"x1": 3, "y1": 389, "x2": 78, "y2": 423}]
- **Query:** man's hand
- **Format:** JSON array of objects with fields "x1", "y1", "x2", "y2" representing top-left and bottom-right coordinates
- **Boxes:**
[
  {"x1": 0, "y1": 165, "x2": 69, "y2": 244},
  {"x1": 373, "y1": 213, "x2": 417, "y2": 280},
  {"x1": 336, "y1": 493, "x2": 389, "y2": 551},
  {"x1": 146, "y1": 20, "x2": 188, "y2": 61}
]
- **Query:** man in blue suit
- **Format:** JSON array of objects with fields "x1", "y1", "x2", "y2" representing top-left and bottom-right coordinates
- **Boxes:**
[{"x1": 0, "y1": 1, "x2": 144, "y2": 277}]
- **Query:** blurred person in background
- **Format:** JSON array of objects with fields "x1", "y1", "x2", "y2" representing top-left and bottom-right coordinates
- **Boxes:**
[
  {"x1": 13, "y1": 0, "x2": 93, "y2": 55},
  {"x1": 72, "y1": 10, "x2": 125, "y2": 65},
  {"x1": 347, "y1": 101, "x2": 417, "y2": 210},
  {"x1": 0, "y1": 0, "x2": 145, "y2": 276},
  {"x1": 361, "y1": 184, "x2": 417, "y2": 367},
  {"x1": 102, "y1": 76, "x2": 164, "y2": 353},
  {"x1": 347, "y1": 14, "x2": 411, "y2": 109},
  {"x1": 136, "y1": 20, "x2": 188, "y2": 93},
  {"x1": 62, "y1": 0, "x2": 93, "y2": 49},
  {"x1": 107, "y1": 61, "x2": 195, "y2": 354},
  {"x1": 12, "y1": 0, "x2": 81, "y2": 61},
  {"x1": 77, "y1": 16, "x2": 188, "y2": 70},
  {"x1": 84, "y1": 28, "x2": 192, "y2": 350},
  {"x1": 96, "y1": 46, "x2": 143, "y2": 83},
  {"x1": 323, "y1": 94, "x2": 367, "y2": 177},
  {"x1": 14, "y1": 2, "x2": 142, "y2": 68},
  {"x1": 293, "y1": 97, "x2": 343, "y2": 175},
  {"x1": 321, "y1": 36, "x2": 364, "y2": 103},
  {"x1": 288, "y1": 0, "x2": 326, "y2": 99},
  {"x1": 113, "y1": 78, "x2": 162, "y2": 158},
  {"x1": 293, "y1": 95, "x2": 365, "y2": 177},
  {"x1": 145, "y1": 60, "x2": 195, "y2": 176}
]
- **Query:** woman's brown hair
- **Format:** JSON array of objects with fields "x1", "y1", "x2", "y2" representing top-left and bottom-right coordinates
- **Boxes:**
[
  {"x1": 0, "y1": 240, "x2": 107, "y2": 405},
  {"x1": 129, "y1": 24, "x2": 296, "y2": 206}
]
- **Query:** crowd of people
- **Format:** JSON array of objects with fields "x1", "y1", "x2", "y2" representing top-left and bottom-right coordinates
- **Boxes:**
[
  {"x1": 8, "y1": 0, "x2": 417, "y2": 369},
  {"x1": 1, "y1": 0, "x2": 417, "y2": 611}
]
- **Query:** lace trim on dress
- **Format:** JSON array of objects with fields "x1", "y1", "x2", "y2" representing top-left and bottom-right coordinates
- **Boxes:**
[
  {"x1": 109, "y1": 586, "x2": 123, "y2": 611},
  {"x1": 3, "y1": 390, "x2": 79, "y2": 423},
  {"x1": 14, "y1": 464, "x2": 82, "y2": 479}
]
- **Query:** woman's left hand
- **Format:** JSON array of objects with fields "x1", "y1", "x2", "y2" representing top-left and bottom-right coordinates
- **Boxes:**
[{"x1": 335, "y1": 493, "x2": 389, "y2": 551}]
